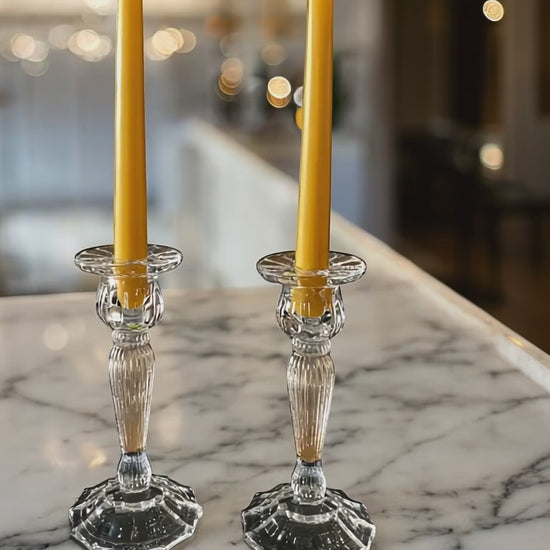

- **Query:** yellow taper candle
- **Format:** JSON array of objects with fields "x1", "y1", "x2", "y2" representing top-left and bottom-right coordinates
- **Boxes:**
[
  {"x1": 114, "y1": 0, "x2": 148, "y2": 309},
  {"x1": 295, "y1": 0, "x2": 333, "y2": 272},
  {"x1": 293, "y1": 0, "x2": 334, "y2": 318}
]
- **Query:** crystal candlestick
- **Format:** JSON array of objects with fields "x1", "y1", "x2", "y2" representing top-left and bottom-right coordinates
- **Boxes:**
[
  {"x1": 242, "y1": 251, "x2": 375, "y2": 550},
  {"x1": 69, "y1": 245, "x2": 202, "y2": 550}
]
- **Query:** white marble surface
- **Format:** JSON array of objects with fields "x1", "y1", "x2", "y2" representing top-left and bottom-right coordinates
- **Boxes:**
[{"x1": 1, "y1": 246, "x2": 550, "y2": 549}]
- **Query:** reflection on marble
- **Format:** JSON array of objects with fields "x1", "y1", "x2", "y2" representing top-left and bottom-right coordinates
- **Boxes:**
[{"x1": 1, "y1": 259, "x2": 550, "y2": 549}]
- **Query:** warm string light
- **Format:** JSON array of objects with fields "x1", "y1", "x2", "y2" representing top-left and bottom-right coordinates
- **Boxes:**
[{"x1": 2, "y1": 23, "x2": 197, "y2": 76}]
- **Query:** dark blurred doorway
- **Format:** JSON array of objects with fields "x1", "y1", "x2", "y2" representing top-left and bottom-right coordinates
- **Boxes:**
[{"x1": 393, "y1": 0, "x2": 550, "y2": 353}]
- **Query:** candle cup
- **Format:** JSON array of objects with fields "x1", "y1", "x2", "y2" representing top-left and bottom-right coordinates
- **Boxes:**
[
  {"x1": 69, "y1": 245, "x2": 202, "y2": 550},
  {"x1": 242, "y1": 251, "x2": 375, "y2": 550}
]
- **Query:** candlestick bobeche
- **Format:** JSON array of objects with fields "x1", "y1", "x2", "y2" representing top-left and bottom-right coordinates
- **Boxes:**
[
  {"x1": 241, "y1": 251, "x2": 375, "y2": 550},
  {"x1": 69, "y1": 244, "x2": 202, "y2": 550}
]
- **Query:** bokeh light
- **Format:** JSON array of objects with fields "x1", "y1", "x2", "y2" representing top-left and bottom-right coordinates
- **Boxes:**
[
  {"x1": 80, "y1": 442, "x2": 107, "y2": 469},
  {"x1": 479, "y1": 143, "x2": 504, "y2": 170},
  {"x1": 178, "y1": 29, "x2": 197, "y2": 53},
  {"x1": 151, "y1": 28, "x2": 181, "y2": 58},
  {"x1": 85, "y1": 0, "x2": 116, "y2": 16},
  {"x1": 145, "y1": 37, "x2": 170, "y2": 61},
  {"x1": 28, "y1": 41, "x2": 49, "y2": 63},
  {"x1": 165, "y1": 28, "x2": 184, "y2": 50},
  {"x1": 43, "y1": 323, "x2": 69, "y2": 350},
  {"x1": 483, "y1": 1, "x2": 504, "y2": 22},
  {"x1": 68, "y1": 30, "x2": 111, "y2": 62},
  {"x1": 219, "y1": 33, "x2": 241, "y2": 58},
  {"x1": 49, "y1": 24, "x2": 76, "y2": 50},
  {"x1": 219, "y1": 57, "x2": 244, "y2": 96},
  {"x1": 10, "y1": 33, "x2": 36, "y2": 60},
  {"x1": 88, "y1": 35, "x2": 111, "y2": 62},
  {"x1": 261, "y1": 43, "x2": 287, "y2": 66},
  {"x1": 266, "y1": 76, "x2": 292, "y2": 108},
  {"x1": 21, "y1": 59, "x2": 48, "y2": 77},
  {"x1": 76, "y1": 29, "x2": 101, "y2": 53},
  {"x1": 10, "y1": 34, "x2": 50, "y2": 72}
]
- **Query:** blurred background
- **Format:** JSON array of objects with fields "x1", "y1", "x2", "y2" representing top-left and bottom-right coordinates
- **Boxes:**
[{"x1": 0, "y1": 0, "x2": 548, "y2": 353}]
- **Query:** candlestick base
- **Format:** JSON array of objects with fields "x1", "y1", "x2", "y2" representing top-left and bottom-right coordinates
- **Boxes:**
[
  {"x1": 70, "y1": 475, "x2": 202, "y2": 550},
  {"x1": 242, "y1": 482, "x2": 374, "y2": 550}
]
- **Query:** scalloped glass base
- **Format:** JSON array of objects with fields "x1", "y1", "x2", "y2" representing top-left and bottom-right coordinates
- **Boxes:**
[
  {"x1": 69, "y1": 474, "x2": 202, "y2": 550},
  {"x1": 242, "y1": 483, "x2": 375, "y2": 550}
]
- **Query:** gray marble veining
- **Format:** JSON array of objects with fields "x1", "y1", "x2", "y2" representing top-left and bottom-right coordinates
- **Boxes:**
[{"x1": 1, "y1": 258, "x2": 550, "y2": 549}]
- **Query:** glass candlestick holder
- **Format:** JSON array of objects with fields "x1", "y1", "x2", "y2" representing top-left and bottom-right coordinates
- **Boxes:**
[
  {"x1": 69, "y1": 245, "x2": 202, "y2": 550},
  {"x1": 242, "y1": 251, "x2": 375, "y2": 550}
]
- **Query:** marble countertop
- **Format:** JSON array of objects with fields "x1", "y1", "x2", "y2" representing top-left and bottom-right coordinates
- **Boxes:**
[{"x1": 1, "y1": 237, "x2": 550, "y2": 550}]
